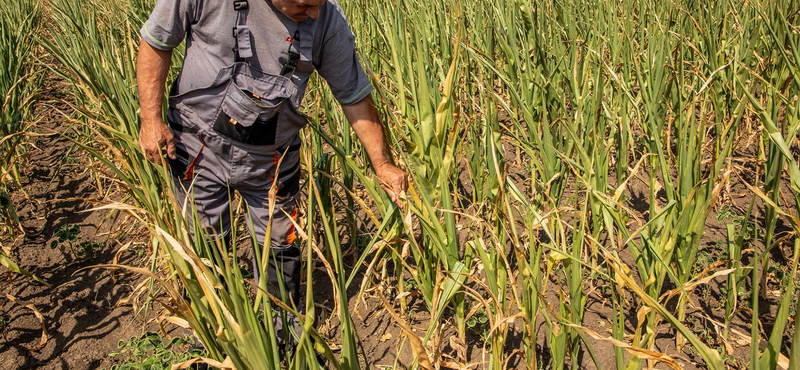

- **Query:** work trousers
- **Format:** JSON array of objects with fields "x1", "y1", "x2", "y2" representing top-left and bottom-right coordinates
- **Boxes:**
[{"x1": 167, "y1": 113, "x2": 303, "y2": 307}]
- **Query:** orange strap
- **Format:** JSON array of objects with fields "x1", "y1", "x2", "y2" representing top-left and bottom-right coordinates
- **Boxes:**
[
  {"x1": 286, "y1": 205, "x2": 298, "y2": 245},
  {"x1": 180, "y1": 133, "x2": 207, "y2": 182}
]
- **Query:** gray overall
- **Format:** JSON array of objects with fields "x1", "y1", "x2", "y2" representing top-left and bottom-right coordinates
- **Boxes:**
[
  {"x1": 142, "y1": 0, "x2": 374, "y2": 339},
  {"x1": 166, "y1": 0, "x2": 303, "y2": 307},
  {"x1": 143, "y1": 0, "x2": 374, "y2": 355}
]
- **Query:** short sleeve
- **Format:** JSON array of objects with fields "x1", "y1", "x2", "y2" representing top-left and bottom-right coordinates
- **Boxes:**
[
  {"x1": 316, "y1": 21, "x2": 374, "y2": 106},
  {"x1": 140, "y1": 0, "x2": 196, "y2": 51}
]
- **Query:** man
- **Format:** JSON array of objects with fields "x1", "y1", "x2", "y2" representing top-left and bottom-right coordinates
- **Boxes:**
[{"x1": 137, "y1": 0, "x2": 407, "y2": 314}]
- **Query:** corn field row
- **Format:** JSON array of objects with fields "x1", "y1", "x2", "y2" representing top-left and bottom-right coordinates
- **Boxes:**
[
  {"x1": 2, "y1": 0, "x2": 799, "y2": 369},
  {"x1": 0, "y1": 0, "x2": 46, "y2": 284}
]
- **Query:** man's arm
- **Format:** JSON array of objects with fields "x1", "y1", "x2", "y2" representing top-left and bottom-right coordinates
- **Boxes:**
[
  {"x1": 341, "y1": 95, "x2": 408, "y2": 205},
  {"x1": 137, "y1": 39, "x2": 175, "y2": 164}
]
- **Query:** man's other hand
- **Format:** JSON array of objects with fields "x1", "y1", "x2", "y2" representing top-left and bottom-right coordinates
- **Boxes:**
[
  {"x1": 341, "y1": 95, "x2": 409, "y2": 207},
  {"x1": 136, "y1": 39, "x2": 174, "y2": 165},
  {"x1": 375, "y1": 162, "x2": 408, "y2": 206},
  {"x1": 139, "y1": 120, "x2": 176, "y2": 164}
]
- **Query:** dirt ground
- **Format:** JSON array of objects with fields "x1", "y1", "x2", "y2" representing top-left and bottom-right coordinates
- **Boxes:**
[
  {"x1": 0, "y1": 72, "x2": 794, "y2": 370},
  {"x1": 0, "y1": 74, "x2": 150, "y2": 369},
  {"x1": 0, "y1": 66, "x2": 415, "y2": 369}
]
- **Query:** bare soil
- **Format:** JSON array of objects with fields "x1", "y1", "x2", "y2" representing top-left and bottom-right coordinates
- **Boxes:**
[
  {"x1": 0, "y1": 74, "x2": 151, "y2": 370},
  {"x1": 1, "y1": 69, "x2": 794, "y2": 370}
]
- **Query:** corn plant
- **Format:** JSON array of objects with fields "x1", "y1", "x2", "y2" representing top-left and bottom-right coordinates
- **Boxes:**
[
  {"x1": 0, "y1": 0, "x2": 46, "y2": 284},
  {"x1": 42, "y1": 0, "x2": 360, "y2": 368},
  {"x1": 0, "y1": 0, "x2": 40, "y2": 231},
  {"x1": 339, "y1": 0, "x2": 475, "y2": 358},
  {"x1": 34, "y1": 0, "x2": 800, "y2": 368}
]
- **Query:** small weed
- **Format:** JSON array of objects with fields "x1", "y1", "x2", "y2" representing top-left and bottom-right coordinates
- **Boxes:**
[
  {"x1": 466, "y1": 307, "x2": 490, "y2": 340},
  {"x1": 0, "y1": 313, "x2": 11, "y2": 342},
  {"x1": 0, "y1": 190, "x2": 19, "y2": 236},
  {"x1": 713, "y1": 292, "x2": 727, "y2": 311},
  {"x1": 768, "y1": 264, "x2": 800, "y2": 290},
  {"x1": 687, "y1": 315, "x2": 717, "y2": 348},
  {"x1": 718, "y1": 346, "x2": 735, "y2": 363},
  {"x1": 733, "y1": 218, "x2": 761, "y2": 241},
  {"x1": 104, "y1": 331, "x2": 205, "y2": 370},
  {"x1": 716, "y1": 205, "x2": 736, "y2": 222},
  {"x1": 738, "y1": 289, "x2": 751, "y2": 308},
  {"x1": 50, "y1": 224, "x2": 79, "y2": 251},
  {"x1": 50, "y1": 223, "x2": 102, "y2": 258},
  {"x1": 354, "y1": 233, "x2": 372, "y2": 253},
  {"x1": 767, "y1": 264, "x2": 800, "y2": 315},
  {"x1": 404, "y1": 278, "x2": 418, "y2": 292},
  {"x1": 696, "y1": 284, "x2": 712, "y2": 302},
  {"x1": 693, "y1": 250, "x2": 714, "y2": 275},
  {"x1": 76, "y1": 241, "x2": 102, "y2": 258},
  {"x1": 717, "y1": 204, "x2": 763, "y2": 241}
]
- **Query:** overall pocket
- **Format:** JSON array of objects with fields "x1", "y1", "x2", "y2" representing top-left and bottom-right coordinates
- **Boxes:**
[
  {"x1": 167, "y1": 119, "x2": 206, "y2": 182},
  {"x1": 212, "y1": 65, "x2": 298, "y2": 146}
]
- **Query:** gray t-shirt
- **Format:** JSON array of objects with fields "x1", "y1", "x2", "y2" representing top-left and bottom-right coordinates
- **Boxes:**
[{"x1": 141, "y1": 0, "x2": 373, "y2": 139}]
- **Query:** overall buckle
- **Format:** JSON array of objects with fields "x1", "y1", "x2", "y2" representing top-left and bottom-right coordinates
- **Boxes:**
[{"x1": 233, "y1": 0, "x2": 248, "y2": 10}]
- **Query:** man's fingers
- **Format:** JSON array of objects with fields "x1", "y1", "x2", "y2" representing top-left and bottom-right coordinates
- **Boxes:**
[
  {"x1": 166, "y1": 137, "x2": 177, "y2": 160},
  {"x1": 147, "y1": 150, "x2": 160, "y2": 164},
  {"x1": 142, "y1": 142, "x2": 165, "y2": 164},
  {"x1": 395, "y1": 176, "x2": 408, "y2": 192},
  {"x1": 138, "y1": 123, "x2": 175, "y2": 165},
  {"x1": 143, "y1": 141, "x2": 159, "y2": 163},
  {"x1": 381, "y1": 182, "x2": 396, "y2": 198},
  {"x1": 375, "y1": 164, "x2": 408, "y2": 207},
  {"x1": 379, "y1": 181, "x2": 398, "y2": 203}
]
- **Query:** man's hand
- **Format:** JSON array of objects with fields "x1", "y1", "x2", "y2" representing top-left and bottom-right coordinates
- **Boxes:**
[
  {"x1": 139, "y1": 119, "x2": 176, "y2": 163},
  {"x1": 342, "y1": 95, "x2": 409, "y2": 207},
  {"x1": 374, "y1": 162, "x2": 408, "y2": 205}
]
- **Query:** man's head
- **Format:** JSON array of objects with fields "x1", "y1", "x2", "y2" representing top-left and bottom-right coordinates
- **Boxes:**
[{"x1": 271, "y1": 0, "x2": 327, "y2": 22}]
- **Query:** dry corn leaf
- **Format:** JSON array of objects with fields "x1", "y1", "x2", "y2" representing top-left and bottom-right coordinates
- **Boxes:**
[
  {"x1": 661, "y1": 266, "x2": 735, "y2": 303},
  {"x1": 172, "y1": 356, "x2": 235, "y2": 370},
  {"x1": 449, "y1": 335, "x2": 467, "y2": 360},
  {"x1": 778, "y1": 353, "x2": 789, "y2": 370},
  {"x1": 161, "y1": 315, "x2": 191, "y2": 329},
  {"x1": 110, "y1": 240, "x2": 132, "y2": 281},
  {"x1": 3, "y1": 293, "x2": 48, "y2": 351},
  {"x1": 440, "y1": 359, "x2": 482, "y2": 369},
  {"x1": 564, "y1": 323, "x2": 683, "y2": 370},
  {"x1": 377, "y1": 290, "x2": 434, "y2": 370}
]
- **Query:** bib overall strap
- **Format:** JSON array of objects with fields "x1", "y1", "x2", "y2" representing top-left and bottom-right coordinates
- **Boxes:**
[
  {"x1": 232, "y1": 0, "x2": 252, "y2": 61},
  {"x1": 280, "y1": 30, "x2": 301, "y2": 77}
]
